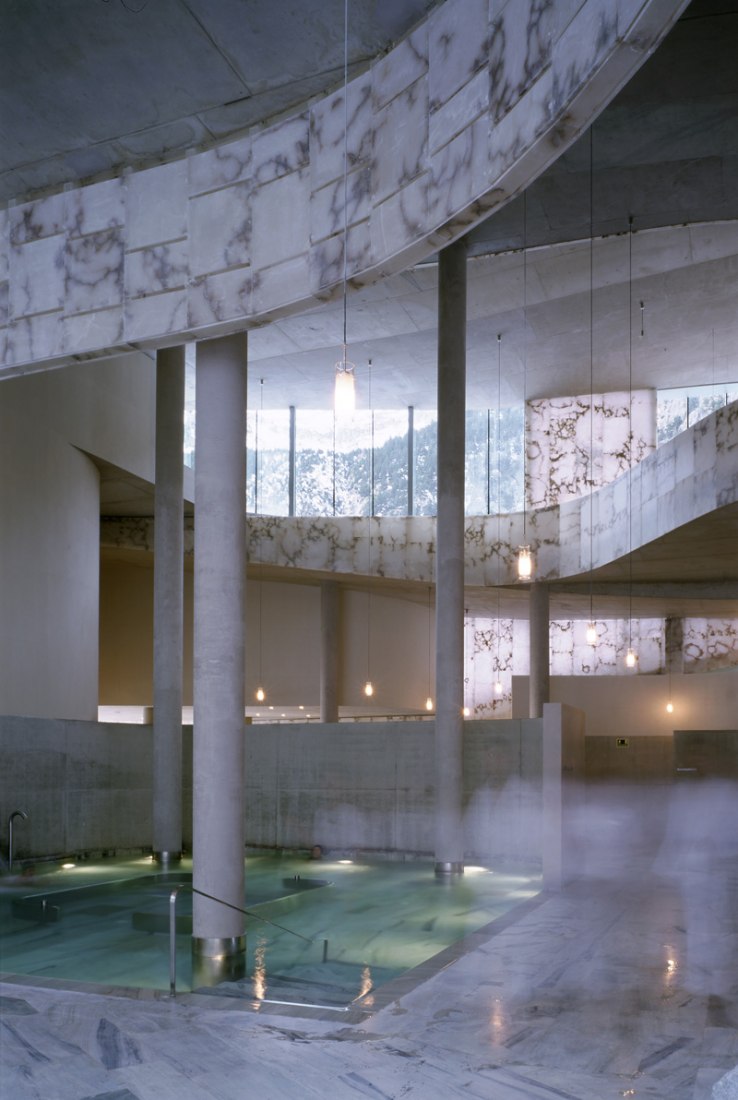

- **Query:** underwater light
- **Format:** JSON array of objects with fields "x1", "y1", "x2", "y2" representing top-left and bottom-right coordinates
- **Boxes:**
[
  {"x1": 62, "y1": 862, "x2": 76, "y2": 870},
  {"x1": 338, "y1": 859, "x2": 353, "y2": 865}
]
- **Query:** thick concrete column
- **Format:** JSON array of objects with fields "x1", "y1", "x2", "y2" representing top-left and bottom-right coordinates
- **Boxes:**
[
  {"x1": 529, "y1": 581, "x2": 550, "y2": 719},
  {"x1": 192, "y1": 333, "x2": 248, "y2": 985},
  {"x1": 320, "y1": 581, "x2": 340, "y2": 723},
  {"x1": 152, "y1": 345, "x2": 185, "y2": 865},
  {"x1": 434, "y1": 236, "x2": 467, "y2": 876}
]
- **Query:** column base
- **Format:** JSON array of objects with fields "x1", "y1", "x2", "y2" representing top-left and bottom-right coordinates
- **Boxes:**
[
  {"x1": 434, "y1": 861, "x2": 464, "y2": 877},
  {"x1": 152, "y1": 850, "x2": 182, "y2": 868},
  {"x1": 191, "y1": 935, "x2": 247, "y2": 988}
]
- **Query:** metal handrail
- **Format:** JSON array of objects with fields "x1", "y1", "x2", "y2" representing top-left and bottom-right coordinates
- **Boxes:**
[
  {"x1": 168, "y1": 883, "x2": 329, "y2": 996},
  {"x1": 7, "y1": 810, "x2": 28, "y2": 872}
]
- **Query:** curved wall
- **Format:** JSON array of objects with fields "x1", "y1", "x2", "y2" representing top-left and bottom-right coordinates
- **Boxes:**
[{"x1": 0, "y1": 0, "x2": 687, "y2": 375}]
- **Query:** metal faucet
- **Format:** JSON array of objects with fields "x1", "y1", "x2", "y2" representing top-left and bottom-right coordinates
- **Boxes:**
[{"x1": 7, "y1": 809, "x2": 28, "y2": 872}]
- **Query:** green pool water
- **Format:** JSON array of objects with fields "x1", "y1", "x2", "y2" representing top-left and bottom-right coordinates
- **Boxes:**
[{"x1": 0, "y1": 855, "x2": 540, "y2": 1008}]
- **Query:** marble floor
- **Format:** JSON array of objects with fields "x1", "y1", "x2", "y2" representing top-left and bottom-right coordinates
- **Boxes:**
[{"x1": 3, "y1": 835, "x2": 738, "y2": 1100}]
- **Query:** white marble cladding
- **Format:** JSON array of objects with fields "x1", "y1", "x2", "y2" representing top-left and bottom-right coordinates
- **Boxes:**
[
  {"x1": 99, "y1": 398, "x2": 738, "y2": 586},
  {"x1": 526, "y1": 389, "x2": 656, "y2": 509},
  {"x1": 0, "y1": 0, "x2": 686, "y2": 372}
]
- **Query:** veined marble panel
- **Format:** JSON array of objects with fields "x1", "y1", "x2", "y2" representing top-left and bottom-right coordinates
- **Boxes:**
[
  {"x1": 310, "y1": 73, "x2": 373, "y2": 192},
  {"x1": 2, "y1": 0, "x2": 686, "y2": 372},
  {"x1": 427, "y1": 0, "x2": 490, "y2": 111},
  {"x1": 526, "y1": 389, "x2": 656, "y2": 510},
  {"x1": 0, "y1": 208, "x2": 9, "y2": 280},
  {"x1": 189, "y1": 182, "x2": 252, "y2": 276},
  {"x1": 125, "y1": 288, "x2": 187, "y2": 342},
  {"x1": 126, "y1": 161, "x2": 188, "y2": 250},
  {"x1": 0, "y1": 282, "x2": 8, "y2": 327},
  {"x1": 372, "y1": 24, "x2": 428, "y2": 110},
  {"x1": 64, "y1": 228, "x2": 124, "y2": 314},
  {"x1": 683, "y1": 618, "x2": 738, "y2": 673},
  {"x1": 250, "y1": 169, "x2": 310, "y2": 272},
  {"x1": 64, "y1": 177, "x2": 125, "y2": 238},
  {"x1": 251, "y1": 113, "x2": 309, "y2": 186},
  {"x1": 9, "y1": 193, "x2": 65, "y2": 245},
  {"x1": 188, "y1": 136, "x2": 252, "y2": 196},
  {"x1": 372, "y1": 76, "x2": 429, "y2": 206},
  {"x1": 125, "y1": 240, "x2": 188, "y2": 298},
  {"x1": 9, "y1": 235, "x2": 65, "y2": 317}
]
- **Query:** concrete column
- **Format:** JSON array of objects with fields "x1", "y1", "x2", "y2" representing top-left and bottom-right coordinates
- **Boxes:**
[
  {"x1": 192, "y1": 333, "x2": 248, "y2": 985},
  {"x1": 320, "y1": 581, "x2": 340, "y2": 723},
  {"x1": 434, "y1": 236, "x2": 467, "y2": 876},
  {"x1": 152, "y1": 345, "x2": 185, "y2": 865},
  {"x1": 529, "y1": 581, "x2": 550, "y2": 719}
]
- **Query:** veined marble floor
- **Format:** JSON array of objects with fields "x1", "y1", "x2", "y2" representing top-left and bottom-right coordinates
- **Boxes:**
[{"x1": 2, "y1": 850, "x2": 738, "y2": 1100}]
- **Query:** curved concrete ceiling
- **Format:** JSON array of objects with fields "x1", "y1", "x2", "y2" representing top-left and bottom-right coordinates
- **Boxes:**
[{"x1": 0, "y1": 0, "x2": 438, "y2": 202}]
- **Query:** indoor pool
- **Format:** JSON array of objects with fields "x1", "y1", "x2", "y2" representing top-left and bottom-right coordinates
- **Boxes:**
[{"x1": 0, "y1": 855, "x2": 541, "y2": 1009}]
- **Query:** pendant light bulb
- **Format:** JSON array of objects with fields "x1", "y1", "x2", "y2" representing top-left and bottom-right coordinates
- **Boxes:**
[
  {"x1": 666, "y1": 700, "x2": 674, "y2": 714},
  {"x1": 364, "y1": 680, "x2": 374, "y2": 698},
  {"x1": 334, "y1": 347, "x2": 356, "y2": 413},
  {"x1": 425, "y1": 696, "x2": 434, "y2": 712},
  {"x1": 494, "y1": 679, "x2": 504, "y2": 696},
  {"x1": 255, "y1": 686, "x2": 265, "y2": 703},
  {"x1": 586, "y1": 622, "x2": 598, "y2": 646},
  {"x1": 516, "y1": 545, "x2": 533, "y2": 580},
  {"x1": 625, "y1": 648, "x2": 637, "y2": 669}
]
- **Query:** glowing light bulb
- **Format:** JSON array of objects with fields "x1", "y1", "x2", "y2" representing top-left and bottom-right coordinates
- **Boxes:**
[
  {"x1": 666, "y1": 701, "x2": 674, "y2": 714},
  {"x1": 462, "y1": 706, "x2": 470, "y2": 717},
  {"x1": 334, "y1": 349, "x2": 356, "y2": 414},
  {"x1": 494, "y1": 680, "x2": 504, "y2": 696},
  {"x1": 425, "y1": 696, "x2": 433, "y2": 712},
  {"x1": 255, "y1": 686, "x2": 265, "y2": 702},
  {"x1": 516, "y1": 545, "x2": 533, "y2": 579},
  {"x1": 364, "y1": 680, "x2": 374, "y2": 698},
  {"x1": 625, "y1": 648, "x2": 637, "y2": 669},
  {"x1": 586, "y1": 622, "x2": 598, "y2": 645}
]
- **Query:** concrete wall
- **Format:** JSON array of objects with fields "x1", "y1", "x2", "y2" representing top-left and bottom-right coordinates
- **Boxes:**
[
  {"x1": 0, "y1": 393, "x2": 100, "y2": 719},
  {"x1": 1, "y1": 716, "x2": 546, "y2": 870},
  {"x1": 513, "y1": 668, "x2": 738, "y2": 737},
  {"x1": 99, "y1": 565, "x2": 433, "y2": 712}
]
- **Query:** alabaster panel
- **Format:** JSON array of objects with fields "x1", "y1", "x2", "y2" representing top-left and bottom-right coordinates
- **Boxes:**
[
  {"x1": 64, "y1": 306, "x2": 124, "y2": 355},
  {"x1": 6, "y1": 313, "x2": 64, "y2": 367},
  {"x1": 125, "y1": 288, "x2": 187, "y2": 342},
  {"x1": 372, "y1": 77, "x2": 429, "y2": 206},
  {"x1": 251, "y1": 253, "x2": 311, "y2": 317},
  {"x1": 683, "y1": 619, "x2": 738, "y2": 672},
  {"x1": 250, "y1": 169, "x2": 310, "y2": 271},
  {"x1": 9, "y1": 235, "x2": 65, "y2": 317},
  {"x1": 187, "y1": 268, "x2": 252, "y2": 328},
  {"x1": 370, "y1": 174, "x2": 429, "y2": 265},
  {"x1": 126, "y1": 161, "x2": 188, "y2": 250},
  {"x1": 429, "y1": 67, "x2": 489, "y2": 154},
  {"x1": 489, "y1": 0, "x2": 561, "y2": 124},
  {"x1": 65, "y1": 178, "x2": 125, "y2": 238},
  {"x1": 427, "y1": 0, "x2": 489, "y2": 111},
  {"x1": 64, "y1": 228, "x2": 124, "y2": 314},
  {"x1": 125, "y1": 240, "x2": 188, "y2": 298},
  {"x1": 548, "y1": 0, "x2": 620, "y2": 114},
  {"x1": 0, "y1": 282, "x2": 8, "y2": 327},
  {"x1": 487, "y1": 64, "x2": 556, "y2": 189},
  {"x1": 251, "y1": 113, "x2": 309, "y2": 186},
  {"x1": 188, "y1": 136, "x2": 252, "y2": 196},
  {"x1": 189, "y1": 182, "x2": 252, "y2": 276},
  {"x1": 9, "y1": 193, "x2": 65, "y2": 246},
  {"x1": 310, "y1": 73, "x2": 373, "y2": 192},
  {"x1": 0, "y1": 208, "x2": 8, "y2": 280},
  {"x1": 309, "y1": 219, "x2": 372, "y2": 294},
  {"x1": 372, "y1": 24, "x2": 428, "y2": 111},
  {"x1": 428, "y1": 114, "x2": 493, "y2": 227},
  {"x1": 310, "y1": 166, "x2": 372, "y2": 247}
]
